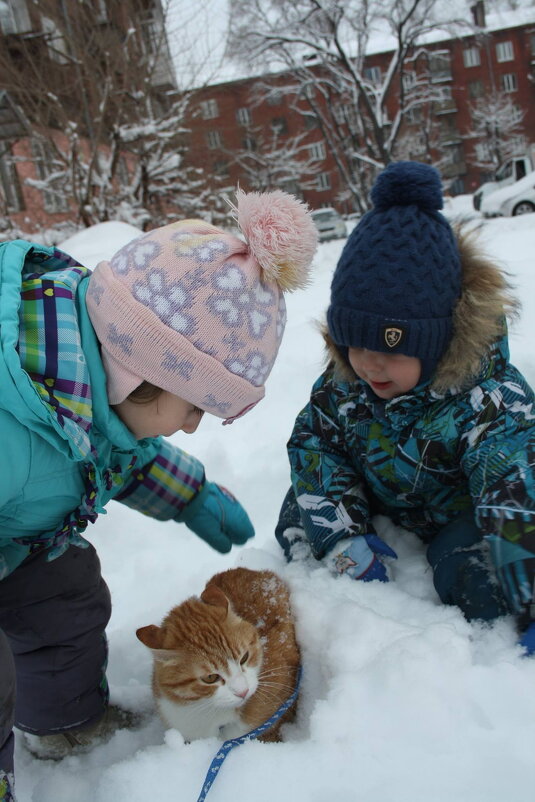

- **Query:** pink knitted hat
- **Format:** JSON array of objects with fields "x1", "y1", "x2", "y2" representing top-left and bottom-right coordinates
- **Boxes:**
[{"x1": 86, "y1": 189, "x2": 317, "y2": 423}]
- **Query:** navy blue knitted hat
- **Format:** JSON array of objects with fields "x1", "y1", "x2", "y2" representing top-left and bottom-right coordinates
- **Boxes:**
[{"x1": 327, "y1": 161, "x2": 462, "y2": 383}]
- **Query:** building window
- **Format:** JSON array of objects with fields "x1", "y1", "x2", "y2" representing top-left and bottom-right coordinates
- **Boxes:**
[
  {"x1": 510, "y1": 104, "x2": 524, "y2": 124},
  {"x1": 449, "y1": 177, "x2": 465, "y2": 196},
  {"x1": 271, "y1": 117, "x2": 288, "y2": 135},
  {"x1": 496, "y1": 41, "x2": 514, "y2": 62},
  {"x1": 402, "y1": 71, "x2": 416, "y2": 92},
  {"x1": 308, "y1": 141, "x2": 326, "y2": 161},
  {"x1": 242, "y1": 135, "x2": 257, "y2": 151},
  {"x1": 316, "y1": 172, "x2": 331, "y2": 191},
  {"x1": 510, "y1": 134, "x2": 528, "y2": 155},
  {"x1": 200, "y1": 99, "x2": 219, "y2": 120},
  {"x1": 206, "y1": 130, "x2": 222, "y2": 149},
  {"x1": 95, "y1": 0, "x2": 108, "y2": 23},
  {"x1": 0, "y1": 0, "x2": 31, "y2": 35},
  {"x1": 364, "y1": 66, "x2": 382, "y2": 84},
  {"x1": 42, "y1": 15, "x2": 69, "y2": 64},
  {"x1": 501, "y1": 73, "x2": 517, "y2": 92},
  {"x1": 468, "y1": 79, "x2": 484, "y2": 98},
  {"x1": 463, "y1": 47, "x2": 481, "y2": 68},
  {"x1": 267, "y1": 89, "x2": 283, "y2": 106},
  {"x1": 429, "y1": 51, "x2": 452, "y2": 82},
  {"x1": 405, "y1": 106, "x2": 422, "y2": 124},
  {"x1": 0, "y1": 147, "x2": 24, "y2": 212},
  {"x1": 475, "y1": 142, "x2": 491, "y2": 162},
  {"x1": 333, "y1": 104, "x2": 356, "y2": 126},
  {"x1": 437, "y1": 85, "x2": 452, "y2": 102},
  {"x1": 236, "y1": 107, "x2": 252, "y2": 126},
  {"x1": 444, "y1": 144, "x2": 463, "y2": 165},
  {"x1": 214, "y1": 160, "x2": 229, "y2": 177},
  {"x1": 278, "y1": 179, "x2": 300, "y2": 196},
  {"x1": 440, "y1": 117, "x2": 460, "y2": 142},
  {"x1": 31, "y1": 138, "x2": 69, "y2": 213}
]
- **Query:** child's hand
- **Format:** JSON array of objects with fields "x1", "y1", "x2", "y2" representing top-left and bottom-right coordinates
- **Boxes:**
[
  {"x1": 178, "y1": 482, "x2": 255, "y2": 553},
  {"x1": 519, "y1": 621, "x2": 535, "y2": 656},
  {"x1": 328, "y1": 534, "x2": 397, "y2": 582}
]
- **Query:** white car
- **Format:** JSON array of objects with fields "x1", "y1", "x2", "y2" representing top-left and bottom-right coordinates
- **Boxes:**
[
  {"x1": 480, "y1": 171, "x2": 535, "y2": 218},
  {"x1": 310, "y1": 207, "x2": 347, "y2": 241}
]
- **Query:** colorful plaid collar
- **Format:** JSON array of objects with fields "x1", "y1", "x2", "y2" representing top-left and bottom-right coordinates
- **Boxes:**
[{"x1": 17, "y1": 248, "x2": 95, "y2": 460}]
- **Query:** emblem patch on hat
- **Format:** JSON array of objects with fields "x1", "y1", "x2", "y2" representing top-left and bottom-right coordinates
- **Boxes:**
[{"x1": 384, "y1": 326, "x2": 404, "y2": 348}]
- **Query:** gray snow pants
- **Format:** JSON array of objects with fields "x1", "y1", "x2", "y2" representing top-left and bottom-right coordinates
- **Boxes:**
[{"x1": 0, "y1": 542, "x2": 111, "y2": 775}]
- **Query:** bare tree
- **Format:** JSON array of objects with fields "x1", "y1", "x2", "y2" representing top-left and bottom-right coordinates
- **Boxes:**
[
  {"x1": 466, "y1": 90, "x2": 527, "y2": 172},
  {"x1": 228, "y1": 125, "x2": 320, "y2": 194},
  {"x1": 0, "y1": 0, "x2": 214, "y2": 228},
  {"x1": 227, "y1": 0, "x2": 471, "y2": 210}
]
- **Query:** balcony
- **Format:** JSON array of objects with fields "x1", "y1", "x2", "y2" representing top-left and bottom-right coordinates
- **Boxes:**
[{"x1": 433, "y1": 98, "x2": 457, "y2": 115}]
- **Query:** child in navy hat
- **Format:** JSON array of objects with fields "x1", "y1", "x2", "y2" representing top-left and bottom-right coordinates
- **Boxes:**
[{"x1": 275, "y1": 160, "x2": 535, "y2": 656}]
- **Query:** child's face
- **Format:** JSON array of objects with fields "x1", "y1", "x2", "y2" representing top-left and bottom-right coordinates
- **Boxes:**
[
  {"x1": 113, "y1": 391, "x2": 204, "y2": 439},
  {"x1": 348, "y1": 347, "x2": 422, "y2": 400}
]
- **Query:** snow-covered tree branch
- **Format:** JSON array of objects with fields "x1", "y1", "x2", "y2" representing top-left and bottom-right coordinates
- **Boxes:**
[{"x1": 227, "y1": 0, "x2": 472, "y2": 209}]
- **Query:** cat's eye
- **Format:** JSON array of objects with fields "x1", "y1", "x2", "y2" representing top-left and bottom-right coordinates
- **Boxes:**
[
  {"x1": 240, "y1": 651, "x2": 249, "y2": 666},
  {"x1": 202, "y1": 673, "x2": 221, "y2": 684}
]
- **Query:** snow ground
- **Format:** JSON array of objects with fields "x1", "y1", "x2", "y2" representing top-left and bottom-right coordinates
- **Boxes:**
[{"x1": 16, "y1": 199, "x2": 535, "y2": 802}]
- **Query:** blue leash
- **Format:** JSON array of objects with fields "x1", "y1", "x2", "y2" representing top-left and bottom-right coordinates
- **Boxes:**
[{"x1": 196, "y1": 666, "x2": 302, "y2": 802}]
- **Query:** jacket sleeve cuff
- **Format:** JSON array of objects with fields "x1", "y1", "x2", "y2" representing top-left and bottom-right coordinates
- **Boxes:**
[{"x1": 114, "y1": 439, "x2": 205, "y2": 520}]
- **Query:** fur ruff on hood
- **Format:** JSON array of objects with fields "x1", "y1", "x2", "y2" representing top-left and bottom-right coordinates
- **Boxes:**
[{"x1": 323, "y1": 224, "x2": 520, "y2": 393}]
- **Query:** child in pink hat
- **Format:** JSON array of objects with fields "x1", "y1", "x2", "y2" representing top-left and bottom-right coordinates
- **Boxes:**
[{"x1": 0, "y1": 189, "x2": 316, "y2": 776}]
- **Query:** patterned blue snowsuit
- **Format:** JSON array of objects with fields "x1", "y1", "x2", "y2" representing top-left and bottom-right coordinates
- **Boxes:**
[{"x1": 278, "y1": 331, "x2": 535, "y2": 623}]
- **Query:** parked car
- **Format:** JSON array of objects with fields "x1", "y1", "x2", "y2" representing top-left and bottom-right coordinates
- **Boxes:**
[
  {"x1": 480, "y1": 171, "x2": 535, "y2": 218},
  {"x1": 472, "y1": 147, "x2": 535, "y2": 210},
  {"x1": 310, "y1": 207, "x2": 347, "y2": 241}
]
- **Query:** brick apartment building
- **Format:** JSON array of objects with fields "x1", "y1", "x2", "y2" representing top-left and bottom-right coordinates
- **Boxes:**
[
  {"x1": 1, "y1": 1, "x2": 534, "y2": 229},
  {"x1": 183, "y1": 4, "x2": 535, "y2": 214},
  {"x1": 0, "y1": 0, "x2": 176, "y2": 235}
]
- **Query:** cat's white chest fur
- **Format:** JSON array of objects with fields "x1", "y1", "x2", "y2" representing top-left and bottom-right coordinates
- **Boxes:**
[{"x1": 157, "y1": 696, "x2": 247, "y2": 742}]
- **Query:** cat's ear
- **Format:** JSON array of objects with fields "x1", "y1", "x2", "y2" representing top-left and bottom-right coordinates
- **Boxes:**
[
  {"x1": 136, "y1": 626, "x2": 182, "y2": 664},
  {"x1": 136, "y1": 624, "x2": 163, "y2": 649},
  {"x1": 201, "y1": 584, "x2": 229, "y2": 615}
]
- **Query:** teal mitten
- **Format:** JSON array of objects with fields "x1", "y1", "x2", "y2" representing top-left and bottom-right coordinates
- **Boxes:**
[{"x1": 178, "y1": 482, "x2": 255, "y2": 553}]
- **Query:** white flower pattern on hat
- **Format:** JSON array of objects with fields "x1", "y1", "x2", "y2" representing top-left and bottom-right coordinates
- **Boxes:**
[
  {"x1": 208, "y1": 263, "x2": 274, "y2": 339},
  {"x1": 276, "y1": 294, "x2": 287, "y2": 339},
  {"x1": 132, "y1": 270, "x2": 196, "y2": 335},
  {"x1": 225, "y1": 350, "x2": 270, "y2": 386},
  {"x1": 172, "y1": 232, "x2": 229, "y2": 263},
  {"x1": 111, "y1": 239, "x2": 161, "y2": 276}
]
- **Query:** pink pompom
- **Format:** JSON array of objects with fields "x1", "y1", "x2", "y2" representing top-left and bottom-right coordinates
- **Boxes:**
[{"x1": 232, "y1": 188, "x2": 317, "y2": 291}]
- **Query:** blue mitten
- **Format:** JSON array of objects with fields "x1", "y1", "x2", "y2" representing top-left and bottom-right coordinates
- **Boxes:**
[
  {"x1": 330, "y1": 534, "x2": 397, "y2": 582},
  {"x1": 178, "y1": 482, "x2": 255, "y2": 553},
  {"x1": 519, "y1": 622, "x2": 535, "y2": 656}
]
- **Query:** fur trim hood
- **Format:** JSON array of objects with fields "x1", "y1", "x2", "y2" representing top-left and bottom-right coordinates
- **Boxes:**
[{"x1": 323, "y1": 224, "x2": 519, "y2": 393}]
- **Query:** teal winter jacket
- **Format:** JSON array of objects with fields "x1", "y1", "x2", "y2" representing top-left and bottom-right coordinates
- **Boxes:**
[{"x1": 0, "y1": 240, "x2": 204, "y2": 579}]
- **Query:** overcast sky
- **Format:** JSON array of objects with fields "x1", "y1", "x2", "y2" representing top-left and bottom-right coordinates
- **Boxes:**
[{"x1": 166, "y1": 0, "x2": 235, "y2": 88}]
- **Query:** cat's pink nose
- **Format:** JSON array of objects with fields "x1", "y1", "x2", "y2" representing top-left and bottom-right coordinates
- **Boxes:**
[{"x1": 234, "y1": 688, "x2": 248, "y2": 699}]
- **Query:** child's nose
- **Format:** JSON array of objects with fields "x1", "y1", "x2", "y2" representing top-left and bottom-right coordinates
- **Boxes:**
[
  {"x1": 361, "y1": 350, "x2": 384, "y2": 372},
  {"x1": 182, "y1": 416, "x2": 202, "y2": 434}
]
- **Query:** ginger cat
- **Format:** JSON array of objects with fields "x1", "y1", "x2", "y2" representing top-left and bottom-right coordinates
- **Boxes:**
[{"x1": 136, "y1": 567, "x2": 300, "y2": 743}]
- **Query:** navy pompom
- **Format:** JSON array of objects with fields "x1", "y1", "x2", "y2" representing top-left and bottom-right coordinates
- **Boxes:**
[{"x1": 371, "y1": 161, "x2": 443, "y2": 211}]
